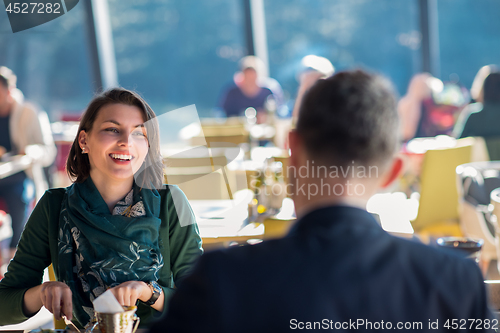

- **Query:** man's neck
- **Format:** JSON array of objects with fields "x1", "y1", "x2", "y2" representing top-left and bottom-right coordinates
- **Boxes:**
[
  {"x1": 292, "y1": 178, "x2": 376, "y2": 219},
  {"x1": 295, "y1": 195, "x2": 368, "y2": 219}
]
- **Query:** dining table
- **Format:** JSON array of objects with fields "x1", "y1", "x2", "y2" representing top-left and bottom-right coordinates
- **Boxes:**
[{"x1": 190, "y1": 197, "x2": 264, "y2": 248}]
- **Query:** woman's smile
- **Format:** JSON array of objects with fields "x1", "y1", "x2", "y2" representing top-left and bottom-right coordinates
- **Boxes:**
[{"x1": 109, "y1": 151, "x2": 134, "y2": 163}]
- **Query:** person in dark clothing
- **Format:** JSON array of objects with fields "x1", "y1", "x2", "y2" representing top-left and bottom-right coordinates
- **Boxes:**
[
  {"x1": 219, "y1": 56, "x2": 276, "y2": 123},
  {"x1": 150, "y1": 70, "x2": 493, "y2": 333},
  {"x1": 456, "y1": 71, "x2": 500, "y2": 138},
  {"x1": 455, "y1": 71, "x2": 500, "y2": 159},
  {"x1": 220, "y1": 83, "x2": 273, "y2": 118},
  {"x1": 0, "y1": 66, "x2": 56, "y2": 260}
]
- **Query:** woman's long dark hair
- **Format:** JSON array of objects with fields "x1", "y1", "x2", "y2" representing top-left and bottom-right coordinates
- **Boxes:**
[{"x1": 66, "y1": 88, "x2": 163, "y2": 189}]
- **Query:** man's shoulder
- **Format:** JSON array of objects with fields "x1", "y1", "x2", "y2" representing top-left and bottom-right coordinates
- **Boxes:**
[
  {"x1": 183, "y1": 227, "x2": 487, "y2": 329},
  {"x1": 201, "y1": 229, "x2": 482, "y2": 284},
  {"x1": 207, "y1": 236, "x2": 288, "y2": 257},
  {"x1": 389, "y1": 234, "x2": 483, "y2": 285},
  {"x1": 200, "y1": 236, "x2": 291, "y2": 271},
  {"x1": 196, "y1": 203, "x2": 482, "y2": 282}
]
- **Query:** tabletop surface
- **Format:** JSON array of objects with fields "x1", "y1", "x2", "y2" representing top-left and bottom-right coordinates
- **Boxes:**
[{"x1": 190, "y1": 198, "x2": 264, "y2": 239}]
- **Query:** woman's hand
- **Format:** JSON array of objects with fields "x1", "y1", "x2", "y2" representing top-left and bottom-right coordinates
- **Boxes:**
[
  {"x1": 39, "y1": 281, "x2": 73, "y2": 320},
  {"x1": 108, "y1": 281, "x2": 152, "y2": 307}
]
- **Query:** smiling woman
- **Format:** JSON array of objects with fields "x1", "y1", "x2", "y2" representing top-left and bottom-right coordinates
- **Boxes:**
[{"x1": 0, "y1": 88, "x2": 203, "y2": 329}]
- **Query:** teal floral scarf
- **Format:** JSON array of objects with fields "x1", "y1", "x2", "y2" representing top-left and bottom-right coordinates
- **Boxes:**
[{"x1": 57, "y1": 177, "x2": 164, "y2": 326}]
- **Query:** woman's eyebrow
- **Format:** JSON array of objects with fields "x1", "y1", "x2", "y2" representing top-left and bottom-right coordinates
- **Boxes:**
[{"x1": 102, "y1": 120, "x2": 145, "y2": 127}]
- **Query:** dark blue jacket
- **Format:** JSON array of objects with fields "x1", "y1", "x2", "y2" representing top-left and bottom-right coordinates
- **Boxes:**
[{"x1": 151, "y1": 205, "x2": 493, "y2": 332}]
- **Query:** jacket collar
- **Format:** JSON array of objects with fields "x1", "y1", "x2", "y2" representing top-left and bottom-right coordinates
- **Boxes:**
[{"x1": 288, "y1": 205, "x2": 382, "y2": 238}]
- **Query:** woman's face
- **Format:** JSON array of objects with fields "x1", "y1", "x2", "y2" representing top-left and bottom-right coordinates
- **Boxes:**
[{"x1": 79, "y1": 103, "x2": 149, "y2": 184}]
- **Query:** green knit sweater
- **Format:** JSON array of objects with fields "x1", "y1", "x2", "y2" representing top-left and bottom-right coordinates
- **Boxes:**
[{"x1": 0, "y1": 184, "x2": 203, "y2": 327}]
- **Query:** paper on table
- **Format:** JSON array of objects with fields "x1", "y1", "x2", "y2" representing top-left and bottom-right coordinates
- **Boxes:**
[{"x1": 92, "y1": 290, "x2": 124, "y2": 313}]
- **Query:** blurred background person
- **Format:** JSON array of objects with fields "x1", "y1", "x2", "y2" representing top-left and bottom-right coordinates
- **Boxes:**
[
  {"x1": 218, "y1": 56, "x2": 281, "y2": 124},
  {"x1": 470, "y1": 65, "x2": 499, "y2": 104},
  {"x1": 0, "y1": 210, "x2": 5, "y2": 279},
  {"x1": 454, "y1": 70, "x2": 500, "y2": 159},
  {"x1": 398, "y1": 72, "x2": 469, "y2": 141},
  {"x1": 398, "y1": 73, "x2": 434, "y2": 141},
  {"x1": 0, "y1": 66, "x2": 56, "y2": 263},
  {"x1": 291, "y1": 55, "x2": 334, "y2": 124},
  {"x1": 453, "y1": 65, "x2": 499, "y2": 137}
]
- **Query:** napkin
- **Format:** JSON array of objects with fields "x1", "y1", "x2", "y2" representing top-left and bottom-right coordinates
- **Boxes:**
[{"x1": 92, "y1": 290, "x2": 124, "y2": 313}]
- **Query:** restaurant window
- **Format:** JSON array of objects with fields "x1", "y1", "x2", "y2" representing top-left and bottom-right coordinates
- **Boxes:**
[
  {"x1": 107, "y1": 0, "x2": 246, "y2": 119},
  {"x1": 264, "y1": 0, "x2": 421, "y2": 101},
  {"x1": 437, "y1": 0, "x2": 500, "y2": 90},
  {"x1": 0, "y1": 3, "x2": 93, "y2": 120}
]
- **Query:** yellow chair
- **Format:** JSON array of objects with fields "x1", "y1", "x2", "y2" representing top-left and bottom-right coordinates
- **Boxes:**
[
  {"x1": 191, "y1": 134, "x2": 249, "y2": 147},
  {"x1": 189, "y1": 122, "x2": 250, "y2": 147},
  {"x1": 200, "y1": 123, "x2": 247, "y2": 137},
  {"x1": 165, "y1": 156, "x2": 232, "y2": 199},
  {"x1": 412, "y1": 139, "x2": 476, "y2": 239},
  {"x1": 164, "y1": 152, "x2": 241, "y2": 200},
  {"x1": 164, "y1": 155, "x2": 227, "y2": 168},
  {"x1": 163, "y1": 144, "x2": 246, "y2": 200},
  {"x1": 165, "y1": 170, "x2": 231, "y2": 200}
]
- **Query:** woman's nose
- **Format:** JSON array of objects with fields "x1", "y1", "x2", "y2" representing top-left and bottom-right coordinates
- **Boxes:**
[{"x1": 118, "y1": 132, "x2": 133, "y2": 146}]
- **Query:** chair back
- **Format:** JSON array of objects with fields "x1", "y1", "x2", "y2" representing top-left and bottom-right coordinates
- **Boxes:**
[
  {"x1": 189, "y1": 123, "x2": 249, "y2": 147},
  {"x1": 191, "y1": 134, "x2": 249, "y2": 147},
  {"x1": 412, "y1": 139, "x2": 474, "y2": 231},
  {"x1": 163, "y1": 147, "x2": 239, "y2": 200},
  {"x1": 165, "y1": 170, "x2": 231, "y2": 200}
]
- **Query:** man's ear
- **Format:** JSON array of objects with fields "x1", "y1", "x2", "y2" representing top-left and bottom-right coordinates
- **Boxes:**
[{"x1": 379, "y1": 156, "x2": 404, "y2": 189}]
